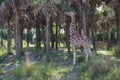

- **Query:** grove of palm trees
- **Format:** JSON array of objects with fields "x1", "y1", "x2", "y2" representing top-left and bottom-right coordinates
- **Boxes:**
[{"x1": 0, "y1": 0, "x2": 120, "y2": 80}]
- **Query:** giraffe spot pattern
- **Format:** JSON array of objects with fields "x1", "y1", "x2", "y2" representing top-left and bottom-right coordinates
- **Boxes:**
[{"x1": 69, "y1": 21, "x2": 91, "y2": 48}]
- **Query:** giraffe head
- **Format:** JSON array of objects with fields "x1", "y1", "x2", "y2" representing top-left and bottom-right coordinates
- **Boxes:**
[
  {"x1": 64, "y1": 11, "x2": 76, "y2": 17},
  {"x1": 64, "y1": 11, "x2": 76, "y2": 20}
]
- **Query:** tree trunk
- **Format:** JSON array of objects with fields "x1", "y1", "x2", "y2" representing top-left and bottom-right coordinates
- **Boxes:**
[
  {"x1": 107, "y1": 29, "x2": 111, "y2": 50},
  {"x1": 50, "y1": 22, "x2": 54, "y2": 49},
  {"x1": 42, "y1": 25, "x2": 46, "y2": 52},
  {"x1": 82, "y1": 12, "x2": 87, "y2": 36},
  {"x1": 45, "y1": 15, "x2": 51, "y2": 61},
  {"x1": 66, "y1": 16, "x2": 70, "y2": 52},
  {"x1": 55, "y1": 22, "x2": 58, "y2": 50},
  {"x1": 36, "y1": 24, "x2": 41, "y2": 48},
  {"x1": 7, "y1": 20, "x2": 11, "y2": 54},
  {"x1": 0, "y1": 28, "x2": 3, "y2": 47},
  {"x1": 15, "y1": 4, "x2": 22, "y2": 57},
  {"x1": 115, "y1": 7, "x2": 120, "y2": 43},
  {"x1": 91, "y1": 28, "x2": 97, "y2": 54}
]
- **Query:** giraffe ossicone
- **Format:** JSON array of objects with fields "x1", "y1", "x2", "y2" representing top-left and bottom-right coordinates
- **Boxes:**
[{"x1": 65, "y1": 11, "x2": 92, "y2": 66}]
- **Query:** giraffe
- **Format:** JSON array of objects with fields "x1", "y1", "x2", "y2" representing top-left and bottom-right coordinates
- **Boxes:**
[{"x1": 65, "y1": 11, "x2": 92, "y2": 66}]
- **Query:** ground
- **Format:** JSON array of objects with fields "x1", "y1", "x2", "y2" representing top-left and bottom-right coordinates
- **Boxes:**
[{"x1": 0, "y1": 48, "x2": 120, "y2": 80}]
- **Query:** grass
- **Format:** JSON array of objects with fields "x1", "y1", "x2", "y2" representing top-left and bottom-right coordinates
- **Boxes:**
[
  {"x1": 1, "y1": 40, "x2": 120, "y2": 80},
  {"x1": 0, "y1": 40, "x2": 29, "y2": 61},
  {"x1": 0, "y1": 47, "x2": 7, "y2": 61},
  {"x1": 78, "y1": 55, "x2": 120, "y2": 80},
  {"x1": 5, "y1": 62, "x2": 71, "y2": 80},
  {"x1": 3, "y1": 54, "x2": 120, "y2": 80},
  {"x1": 97, "y1": 50, "x2": 113, "y2": 55}
]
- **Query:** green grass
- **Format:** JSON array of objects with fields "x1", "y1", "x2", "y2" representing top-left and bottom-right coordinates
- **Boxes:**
[
  {"x1": 1, "y1": 49, "x2": 120, "y2": 80},
  {"x1": 1, "y1": 40, "x2": 120, "y2": 80},
  {"x1": 97, "y1": 50, "x2": 113, "y2": 55},
  {"x1": 0, "y1": 47, "x2": 7, "y2": 61},
  {"x1": 5, "y1": 62, "x2": 71, "y2": 80},
  {"x1": 0, "y1": 46, "x2": 15, "y2": 62},
  {"x1": 0, "y1": 40, "x2": 28, "y2": 61}
]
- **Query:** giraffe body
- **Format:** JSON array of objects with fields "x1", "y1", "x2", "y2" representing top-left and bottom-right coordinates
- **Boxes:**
[{"x1": 65, "y1": 11, "x2": 92, "y2": 66}]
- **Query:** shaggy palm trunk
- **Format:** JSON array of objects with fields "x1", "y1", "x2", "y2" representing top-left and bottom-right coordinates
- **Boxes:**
[
  {"x1": 66, "y1": 16, "x2": 70, "y2": 52},
  {"x1": 42, "y1": 25, "x2": 46, "y2": 51},
  {"x1": 86, "y1": 23, "x2": 90, "y2": 38},
  {"x1": 91, "y1": 28, "x2": 96, "y2": 54},
  {"x1": 50, "y1": 22, "x2": 54, "y2": 49},
  {"x1": 36, "y1": 24, "x2": 41, "y2": 48},
  {"x1": 58, "y1": 26, "x2": 61, "y2": 48},
  {"x1": 0, "y1": 28, "x2": 3, "y2": 47},
  {"x1": 15, "y1": 5, "x2": 22, "y2": 57},
  {"x1": 115, "y1": 8, "x2": 120, "y2": 43},
  {"x1": 107, "y1": 29, "x2": 111, "y2": 50},
  {"x1": 45, "y1": 16, "x2": 51, "y2": 61},
  {"x1": 55, "y1": 22, "x2": 58, "y2": 50},
  {"x1": 82, "y1": 12, "x2": 87, "y2": 35},
  {"x1": 90, "y1": 4, "x2": 97, "y2": 54},
  {"x1": 7, "y1": 20, "x2": 11, "y2": 54}
]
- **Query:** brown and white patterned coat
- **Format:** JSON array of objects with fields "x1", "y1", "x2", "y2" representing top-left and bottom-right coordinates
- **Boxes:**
[{"x1": 65, "y1": 11, "x2": 92, "y2": 66}]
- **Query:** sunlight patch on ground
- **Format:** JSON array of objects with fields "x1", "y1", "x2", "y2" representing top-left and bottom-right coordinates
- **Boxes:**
[{"x1": 97, "y1": 50, "x2": 113, "y2": 55}]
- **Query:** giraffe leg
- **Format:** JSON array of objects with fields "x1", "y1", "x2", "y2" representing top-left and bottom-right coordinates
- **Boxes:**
[
  {"x1": 88, "y1": 48, "x2": 92, "y2": 58},
  {"x1": 84, "y1": 48, "x2": 88, "y2": 61},
  {"x1": 73, "y1": 45, "x2": 76, "y2": 66}
]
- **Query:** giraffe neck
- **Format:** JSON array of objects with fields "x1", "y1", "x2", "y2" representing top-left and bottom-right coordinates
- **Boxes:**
[
  {"x1": 70, "y1": 16, "x2": 75, "y2": 28},
  {"x1": 69, "y1": 16, "x2": 78, "y2": 37},
  {"x1": 71, "y1": 16, "x2": 75, "y2": 23}
]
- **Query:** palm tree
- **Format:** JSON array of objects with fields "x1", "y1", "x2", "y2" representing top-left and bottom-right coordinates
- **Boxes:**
[
  {"x1": 0, "y1": 1, "x2": 13, "y2": 54},
  {"x1": 107, "y1": 0, "x2": 120, "y2": 43},
  {"x1": 2, "y1": 0, "x2": 32, "y2": 57},
  {"x1": 41, "y1": 0, "x2": 52, "y2": 61}
]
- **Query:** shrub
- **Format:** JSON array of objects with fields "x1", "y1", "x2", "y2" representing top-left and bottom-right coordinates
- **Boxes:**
[
  {"x1": 103, "y1": 67, "x2": 120, "y2": 80},
  {"x1": 10, "y1": 63, "x2": 57, "y2": 80},
  {"x1": 89, "y1": 56, "x2": 116, "y2": 80},
  {"x1": 6, "y1": 62, "x2": 69, "y2": 80},
  {"x1": 0, "y1": 47, "x2": 7, "y2": 62},
  {"x1": 114, "y1": 43, "x2": 120, "y2": 57},
  {"x1": 79, "y1": 56, "x2": 119, "y2": 80},
  {"x1": 0, "y1": 68, "x2": 5, "y2": 75}
]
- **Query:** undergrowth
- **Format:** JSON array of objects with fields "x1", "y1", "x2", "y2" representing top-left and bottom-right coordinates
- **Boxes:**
[
  {"x1": 79, "y1": 55, "x2": 120, "y2": 80},
  {"x1": 5, "y1": 62, "x2": 71, "y2": 80},
  {"x1": 0, "y1": 47, "x2": 7, "y2": 61}
]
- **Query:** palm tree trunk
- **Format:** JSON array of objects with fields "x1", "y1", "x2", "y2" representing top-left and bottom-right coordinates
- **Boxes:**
[
  {"x1": 107, "y1": 28, "x2": 111, "y2": 50},
  {"x1": 0, "y1": 28, "x2": 3, "y2": 47},
  {"x1": 36, "y1": 24, "x2": 41, "y2": 48},
  {"x1": 55, "y1": 22, "x2": 58, "y2": 50},
  {"x1": 115, "y1": 7, "x2": 120, "y2": 43},
  {"x1": 50, "y1": 22, "x2": 54, "y2": 49},
  {"x1": 45, "y1": 15, "x2": 51, "y2": 61},
  {"x1": 91, "y1": 28, "x2": 97, "y2": 54},
  {"x1": 7, "y1": 20, "x2": 11, "y2": 54},
  {"x1": 82, "y1": 12, "x2": 87, "y2": 35},
  {"x1": 15, "y1": 4, "x2": 22, "y2": 57},
  {"x1": 66, "y1": 16, "x2": 70, "y2": 52},
  {"x1": 42, "y1": 25, "x2": 46, "y2": 51}
]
